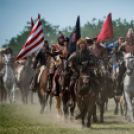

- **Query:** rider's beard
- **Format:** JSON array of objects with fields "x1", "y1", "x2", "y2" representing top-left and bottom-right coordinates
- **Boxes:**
[{"x1": 58, "y1": 40, "x2": 64, "y2": 46}]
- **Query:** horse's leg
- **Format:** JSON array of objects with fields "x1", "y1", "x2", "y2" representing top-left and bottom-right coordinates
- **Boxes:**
[
  {"x1": 93, "y1": 103, "x2": 97, "y2": 123},
  {"x1": 49, "y1": 95, "x2": 53, "y2": 112},
  {"x1": 81, "y1": 104, "x2": 87, "y2": 129},
  {"x1": 100, "y1": 102, "x2": 104, "y2": 123},
  {"x1": 38, "y1": 88, "x2": 45, "y2": 114},
  {"x1": 30, "y1": 89, "x2": 33, "y2": 104},
  {"x1": 70, "y1": 102, "x2": 76, "y2": 121},
  {"x1": 5, "y1": 85, "x2": 12, "y2": 103},
  {"x1": 105, "y1": 99, "x2": 108, "y2": 111},
  {"x1": 12, "y1": 83, "x2": 16, "y2": 103},
  {"x1": 44, "y1": 93, "x2": 49, "y2": 112},
  {"x1": 87, "y1": 112, "x2": 92, "y2": 128},
  {"x1": 55, "y1": 96, "x2": 63, "y2": 118},
  {"x1": 63, "y1": 100, "x2": 69, "y2": 121},
  {"x1": 125, "y1": 92, "x2": 134, "y2": 122},
  {"x1": 114, "y1": 96, "x2": 119, "y2": 115}
]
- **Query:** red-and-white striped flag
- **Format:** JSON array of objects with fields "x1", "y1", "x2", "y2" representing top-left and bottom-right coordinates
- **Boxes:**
[{"x1": 15, "y1": 14, "x2": 44, "y2": 61}]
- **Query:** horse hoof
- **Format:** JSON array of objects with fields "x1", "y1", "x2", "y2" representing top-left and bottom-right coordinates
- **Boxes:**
[
  {"x1": 87, "y1": 124, "x2": 91, "y2": 128},
  {"x1": 70, "y1": 116, "x2": 74, "y2": 121},
  {"x1": 12, "y1": 101, "x2": 15, "y2": 103},
  {"x1": 93, "y1": 117, "x2": 97, "y2": 123},
  {"x1": 114, "y1": 111, "x2": 118, "y2": 115}
]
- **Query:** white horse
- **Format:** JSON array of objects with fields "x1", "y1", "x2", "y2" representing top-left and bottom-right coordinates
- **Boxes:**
[
  {"x1": 123, "y1": 51, "x2": 134, "y2": 122},
  {"x1": 2, "y1": 54, "x2": 16, "y2": 103}
]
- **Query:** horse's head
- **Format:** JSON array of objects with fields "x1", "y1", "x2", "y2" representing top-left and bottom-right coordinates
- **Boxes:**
[
  {"x1": 55, "y1": 56, "x2": 62, "y2": 67},
  {"x1": 62, "y1": 68, "x2": 72, "y2": 88},
  {"x1": 2, "y1": 53, "x2": 14, "y2": 65},
  {"x1": 24, "y1": 55, "x2": 35, "y2": 69},
  {"x1": 96, "y1": 58, "x2": 108, "y2": 77},
  {"x1": 123, "y1": 51, "x2": 134, "y2": 76}
]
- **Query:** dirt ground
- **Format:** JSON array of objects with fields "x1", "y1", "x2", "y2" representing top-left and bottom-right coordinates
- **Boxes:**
[{"x1": 0, "y1": 89, "x2": 134, "y2": 134}]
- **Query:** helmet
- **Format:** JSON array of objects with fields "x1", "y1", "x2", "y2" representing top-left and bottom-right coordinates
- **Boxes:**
[
  {"x1": 58, "y1": 31, "x2": 64, "y2": 39},
  {"x1": 5, "y1": 46, "x2": 13, "y2": 54},
  {"x1": 126, "y1": 28, "x2": 134, "y2": 39}
]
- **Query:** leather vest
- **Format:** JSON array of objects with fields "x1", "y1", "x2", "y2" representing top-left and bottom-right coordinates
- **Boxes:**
[{"x1": 76, "y1": 50, "x2": 90, "y2": 64}]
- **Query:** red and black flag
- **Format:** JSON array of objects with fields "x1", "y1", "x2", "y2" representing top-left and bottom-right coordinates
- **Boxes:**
[{"x1": 68, "y1": 16, "x2": 81, "y2": 54}]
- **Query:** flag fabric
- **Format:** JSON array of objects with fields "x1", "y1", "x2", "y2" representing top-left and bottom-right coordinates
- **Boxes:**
[
  {"x1": 15, "y1": 14, "x2": 44, "y2": 61},
  {"x1": 68, "y1": 16, "x2": 81, "y2": 54},
  {"x1": 97, "y1": 13, "x2": 114, "y2": 42},
  {"x1": 31, "y1": 17, "x2": 34, "y2": 30}
]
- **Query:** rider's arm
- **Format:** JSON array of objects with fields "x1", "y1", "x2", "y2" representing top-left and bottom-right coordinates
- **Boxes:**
[
  {"x1": 46, "y1": 50, "x2": 62, "y2": 57},
  {"x1": 68, "y1": 52, "x2": 77, "y2": 67}
]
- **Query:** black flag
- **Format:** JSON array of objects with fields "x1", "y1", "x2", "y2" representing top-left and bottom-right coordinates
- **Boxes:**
[{"x1": 69, "y1": 16, "x2": 81, "y2": 54}]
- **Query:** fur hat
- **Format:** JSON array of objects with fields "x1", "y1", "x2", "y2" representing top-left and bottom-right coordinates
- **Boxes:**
[
  {"x1": 76, "y1": 38, "x2": 87, "y2": 45},
  {"x1": 126, "y1": 28, "x2": 134, "y2": 39}
]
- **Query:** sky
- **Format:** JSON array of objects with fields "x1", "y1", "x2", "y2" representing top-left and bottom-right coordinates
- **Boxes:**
[{"x1": 0, "y1": 0, "x2": 134, "y2": 47}]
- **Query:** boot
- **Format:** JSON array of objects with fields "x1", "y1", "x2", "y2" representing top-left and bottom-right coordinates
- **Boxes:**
[
  {"x1": 46, "y1": 79, "x2": 52, "y2": 94},
  {"x1": 30, "y1": 81, "x2": 36, "y2": 92}
]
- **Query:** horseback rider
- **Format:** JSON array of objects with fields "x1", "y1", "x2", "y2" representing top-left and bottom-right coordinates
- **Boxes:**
[
  {"x1": 62, "y1": 37, "x2": 70, "y2": 69},
  {"x1": 68, "y1": 38, "x2": 95, "y2": 104},
  {"x1": 107, "y1": 37, "x2": 125, "y2": 76},
  {"x1": 30, "y1": 41, "x2": 49, "y2": 90},
  {"x1": 118, "y1": 28, "x2": 134, "y2": 93},
  {"x1": 0, "y1": 46, "x2": 14, "y2": 84},
  {"x1": 47, "y1": 44, "x2": 57, "y2": 93},
  {"x1": 46, "y1": 32, "x2": 70, "y2": 96}
]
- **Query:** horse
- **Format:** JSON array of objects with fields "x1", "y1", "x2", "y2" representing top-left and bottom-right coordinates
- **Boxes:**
[
  {"x1": 112, "y1": 65, "x2": 127, "y2": 116},
  {"x1": 93, "y1": 56, "x2": 114, "y2": 123},
  {"x1": 2, "y1": 53, "x2": 16, "y2": 103},
  {"x1": 0, "y1": 49, "x2": 7, "y2": 103},
  {"x1": 17, "y1": 55, "x2": 35, "y2": 104},
  {"x1": 75, "y1": 61, "x2": 96, "y2": 128},
  {"x1": 123, "y1": 51, "x2": 134, "y2": 122},
  {"x1": 61, "y1": 64, "x2": 77, "y2": 121},
  {"x1": 35, "y1": 56, "x2": 53, "y2": 114}
]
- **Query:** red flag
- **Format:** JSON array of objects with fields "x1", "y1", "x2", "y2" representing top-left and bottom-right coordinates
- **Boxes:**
[
  {"x1": 97, "y1": 13, "x2": 114, "y2": 42},
  {"x1": 31, "y1": 17, "x2": 34, "y2": 30},
  {"x1": 15, "y1": 14, "x2": 44, "y2": 61}
]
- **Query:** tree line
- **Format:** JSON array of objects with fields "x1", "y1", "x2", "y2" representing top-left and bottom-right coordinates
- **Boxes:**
[{"x1": 2, "y1": 17, "x2": 134, "y2": 55}]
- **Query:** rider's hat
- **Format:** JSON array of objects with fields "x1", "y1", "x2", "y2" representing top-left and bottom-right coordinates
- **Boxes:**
[{"x1": 76, "y1": 38, "x2": 87, "y2": 45}]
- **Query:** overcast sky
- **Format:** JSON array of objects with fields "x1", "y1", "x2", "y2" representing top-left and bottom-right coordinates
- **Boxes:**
[{"x1": 0, "y1": 0, "x2": 134, "y2": 47}]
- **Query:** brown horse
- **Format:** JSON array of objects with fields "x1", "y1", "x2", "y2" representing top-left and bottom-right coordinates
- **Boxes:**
[
  {"x1": 35, "y1": 55, "x2": 53, "y2": 114},
  {"x1": 61, "y1": 68, "x2": 76, "y2": 120},
  {"x1": 75, "y1": 70, "x2": 96, "y2": 128}
]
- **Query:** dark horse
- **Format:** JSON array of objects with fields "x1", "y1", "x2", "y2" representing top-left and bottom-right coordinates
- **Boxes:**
[
  {"x1": 94, "y1": 57, "x2": 114, "y2": 123},
  {"x1": 74, "y1": 61, "x2": 96, "y2": 128},
  {"x1": 61, "y1": 68, "x2": 76, "y2": 120}
]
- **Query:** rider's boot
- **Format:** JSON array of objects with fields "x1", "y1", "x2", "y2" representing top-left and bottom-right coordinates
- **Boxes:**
[{"x1": 30, "y1": 78, "x2": 36, "y2": 92}]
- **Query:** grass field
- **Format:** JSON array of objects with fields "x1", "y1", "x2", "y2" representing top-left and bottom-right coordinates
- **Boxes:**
[{"x1": 0, "y1": 95, "x2": 134, "y2": 134}]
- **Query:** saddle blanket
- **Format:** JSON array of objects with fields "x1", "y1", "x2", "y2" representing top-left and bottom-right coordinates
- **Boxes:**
[{"x1": 38, "y1": 65, "x2": 46, "y2": 83}]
